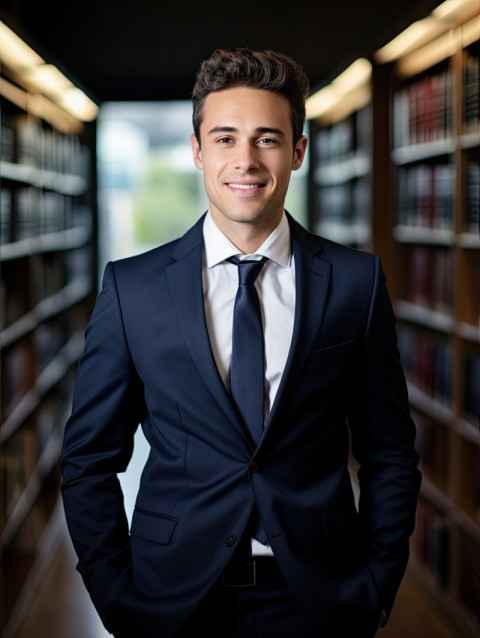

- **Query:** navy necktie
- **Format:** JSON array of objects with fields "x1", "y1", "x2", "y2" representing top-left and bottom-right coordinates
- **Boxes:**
[
  {"x1": 228, "y1": 256, "x2": 268, "y2": 545},
  {"x1": 228, "y1": 256, "x2": 267, "y2": 444}
]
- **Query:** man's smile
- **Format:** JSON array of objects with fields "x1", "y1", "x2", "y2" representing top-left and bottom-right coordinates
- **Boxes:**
[{"x1": 226, "y1": 182, "x2": 266, "y2": 190}]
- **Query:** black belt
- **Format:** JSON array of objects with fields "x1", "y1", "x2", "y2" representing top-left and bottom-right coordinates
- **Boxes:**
[{"x1": 222, "y1": 557, "x2": 285, "y2": 587}]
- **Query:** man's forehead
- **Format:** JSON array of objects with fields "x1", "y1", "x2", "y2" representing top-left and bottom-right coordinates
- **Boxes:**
[{"x1": 201, "y1": 87, "x2": 292, "y2": 131}]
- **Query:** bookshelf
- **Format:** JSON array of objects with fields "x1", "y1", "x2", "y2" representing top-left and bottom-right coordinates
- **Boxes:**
[
  {"x1": 308, "y1": 3, "x2": 480, "y2": 636},
  {"x1": 0, "y1": 27, "x2": 97, "y2": 635},
  {"x1": 386, "y1": 10, "x2": 480, "y2": 638},
  {"x1": 308, "y1": 103, "x2": 373, "y2": 250}
]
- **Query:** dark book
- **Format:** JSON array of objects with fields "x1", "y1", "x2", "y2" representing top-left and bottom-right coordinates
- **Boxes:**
[{"x1": 463, "y1": 353, "x2": 480, "y2": 424}]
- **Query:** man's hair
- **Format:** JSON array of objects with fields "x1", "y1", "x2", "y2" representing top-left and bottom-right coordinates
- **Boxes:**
[{"x1": 192, "y1": 47, "x2": 310, "y2": 145}]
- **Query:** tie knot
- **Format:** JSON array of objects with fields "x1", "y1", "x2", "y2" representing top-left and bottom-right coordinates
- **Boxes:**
[{"x1": 228, "y1": 256, "x2": 267, "y2": 286}]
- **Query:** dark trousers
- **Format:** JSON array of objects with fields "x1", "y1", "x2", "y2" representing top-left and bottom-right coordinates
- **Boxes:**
[
  {"x1": 174, "y1": 561, "x2": 380, "y2": 638},
  {"x1": 175, "y1": 576, "x2": 317, "y2": 638}
]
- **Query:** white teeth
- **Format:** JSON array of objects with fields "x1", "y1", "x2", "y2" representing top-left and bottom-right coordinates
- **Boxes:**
[{"x1": 228, "y1": 183, "x2": 260, "y2": 189}]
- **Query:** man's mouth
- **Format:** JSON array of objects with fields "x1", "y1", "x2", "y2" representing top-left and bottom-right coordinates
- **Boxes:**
[{"x1": 226, "y1": 183, "x2": 265, "y2": 190}]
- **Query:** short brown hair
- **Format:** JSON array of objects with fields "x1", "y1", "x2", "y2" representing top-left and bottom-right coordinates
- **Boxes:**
[{"x1": 192, "y1": 47, "x2": 310, "y2": 145}]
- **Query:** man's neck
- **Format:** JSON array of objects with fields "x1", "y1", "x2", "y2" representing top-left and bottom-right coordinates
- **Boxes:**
[{"x1": 209, "y1": 211, "x2": 284, "y2": 255}]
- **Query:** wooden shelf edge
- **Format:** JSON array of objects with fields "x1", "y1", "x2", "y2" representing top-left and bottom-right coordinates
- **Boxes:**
[
  {"x1": 392, "y1": 225, "x2": 455, "y2": 245},
  {"x1": 394, "y1": 300, "x2": 454, "y2": 333},
  {"x1": 0, "y1": 427, "x2": 64, "y2": 548},
  {"x1": 314, "y1": 152, "x2": 371, "y2": 185},
  {"x1": 458, "y1": 322, "x2": 480, "y2": 344},
  {"x1": 1, "y1": 277, "x2": 92, "y2": 348},
  {"x1": 0, "y1": 160, "x2": 88, "y2": 196},
  {"x1": 0, "y1": 225, "x2": 92, "y2": 261},
  {"x1": 314, "y1": 220, "x2": 371, "y2": 245},
  {"x1": 391, "y1": 139, "x2": 455, "y2": 165},
  {"x1": 0, "y1": 332, "x2": 84, "y2": 443},
  {"x1": 407, "y1": 383, "x2": 454, "y2": 424},
  {"x1": 419, "y1": 476, "x2": 480, "y2": 545}
]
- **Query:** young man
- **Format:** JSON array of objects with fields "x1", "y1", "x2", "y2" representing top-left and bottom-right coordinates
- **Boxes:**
[{"x1": 61, "y1": 48, "x2": 421, "y2": 638}]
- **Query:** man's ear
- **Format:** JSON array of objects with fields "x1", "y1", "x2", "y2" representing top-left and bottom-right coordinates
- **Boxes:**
[
  {"x1": 191, "y1": 133, "x2": 203, "y2": 169},
  {"x1": 292, "y1": 135, "x2": 308, "y2": 171}
]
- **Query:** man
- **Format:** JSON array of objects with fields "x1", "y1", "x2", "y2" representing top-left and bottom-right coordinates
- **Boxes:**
[{"x1": 61, "y1": 48, "x2": 421, "y2": 638}]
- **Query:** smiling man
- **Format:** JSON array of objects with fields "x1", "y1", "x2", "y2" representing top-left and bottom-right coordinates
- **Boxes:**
[
  {"x1": 61, "y1": 48, "x2": 421, "y2": 638},
  {"x1": 191, "y1": 86, "x2": 307, "y2": 253}
]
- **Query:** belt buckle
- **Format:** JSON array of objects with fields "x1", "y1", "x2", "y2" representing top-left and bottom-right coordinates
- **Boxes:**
[{"x1": 222, "y1": 561, "x2": 256, "y2": 587}]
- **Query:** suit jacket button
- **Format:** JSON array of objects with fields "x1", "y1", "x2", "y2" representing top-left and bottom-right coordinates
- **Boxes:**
[
  {"x1": 224, "y1": 535, "x2": 237, "y2": 547},
  {"x1": 250, "y1": 460, "x2": 261, "y2": 473}
]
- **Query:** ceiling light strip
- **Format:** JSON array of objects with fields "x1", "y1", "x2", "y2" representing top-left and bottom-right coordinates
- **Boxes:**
[
  {"x1": 0, "y1": 20, "x2": 98, "y2": 123},
  {"x1": 0, "y1": 75, "x2": 83, "y2": 134}
]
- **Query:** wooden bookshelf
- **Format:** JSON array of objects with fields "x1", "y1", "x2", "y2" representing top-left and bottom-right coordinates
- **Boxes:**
[
  {"x1": 308, "y1": 5, "x2": 480, "y2": 637},
  {"x1": 308, "y1": 102, "x2": 374, "y2": 251},
  {"x1": 0, "y1": 32, "x2": 97, "y2": 636},
  {"x1": 387, "y1": 16, "x2": 480, "y2": 637}
]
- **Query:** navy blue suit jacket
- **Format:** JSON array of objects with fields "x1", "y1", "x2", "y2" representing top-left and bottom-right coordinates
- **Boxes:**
[{"x1": 61, "y1": 213, "x2": 421, "y2": 637}]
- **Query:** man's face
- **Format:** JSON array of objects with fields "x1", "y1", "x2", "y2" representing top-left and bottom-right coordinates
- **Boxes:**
[{"x1": 191, "y1": 86, "x2": 307, "y2": 240}]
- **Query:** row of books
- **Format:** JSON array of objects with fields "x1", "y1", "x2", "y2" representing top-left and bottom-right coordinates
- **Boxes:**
[
  {"x1": 397, "y1": 163, "x2": 454, "y2": 229},
  {"x1": 463, "y1": 352, "x2": 480, "y2": 424},
  {"x1": 0, "y1": 259, "x2": 31, "y2": 328},
  {"x1": 1, "y1": 298, "x2": 86, "y2": 417},
  {"x1": 412, "y1": 410, "x2": 448, "y2": 493},
  {"x1": 0, "y1": 377, "x2": 74, "y2": 528},
  {"x1": 457, "y1": 433, "x2": 480, "y2": 524},
  {"x1": 464, "y1": 52, "x2": 480, "y2": 133},
  {"x1": 0, "y1": 423, "x2": 37, "y2": 527},
  {"x1": 0, "y1": 246, "x2": 93, "y2": 331},
  {"x1": 462, "y1": 251, "x2": 480, "y2": 327},
  {"x1": 466, "y1": 160, "x2": 480, "y2": 233},
  {"x1": 0, "y1": 186, "x2": 89, "y2": 244},
  {"x1": 404, "y1": 246, "x2": 453, "y2": 314},
  {"x1": 313, "y1": 106, "x2": 371, "y2": 164},
  {"x1": 1, "y1": 115, "x2": 90, "y2": 177},
  {"x1": 34, "y1": 315, "x2": 71, "y2": 374},
  {"x1": 1, "y1": 338, "x2": 34, "y2": 418},
  {"x1": 397, "y1": 325, "x2": 452, "y2": 406},
  {"x1": 313, "y1": 176, "x2": 370, "y2": 225},
  {"x1": 393, "y1": 69, "x2": 453, "y2": 148},
  {"x1": 412, "y1": 497, "x2": 450, "y2": 589}
]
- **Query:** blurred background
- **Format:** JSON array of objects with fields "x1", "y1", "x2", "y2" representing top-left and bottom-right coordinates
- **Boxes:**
[{"x1": 0, "y1": 1, "x2": 479, "y2": 636}]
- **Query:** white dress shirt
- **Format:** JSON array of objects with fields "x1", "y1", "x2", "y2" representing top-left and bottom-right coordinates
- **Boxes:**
[
  {"x1": 202, "y1": 210, "x2": 296, "y2": 420},
  {"x1": 202, "y1": 211, "x2": 296, "y2": 555}
]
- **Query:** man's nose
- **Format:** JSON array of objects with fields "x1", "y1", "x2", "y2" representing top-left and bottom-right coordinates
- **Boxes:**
[{"x1": 233, "y1": 142, "x2": 260, "y2": 170}]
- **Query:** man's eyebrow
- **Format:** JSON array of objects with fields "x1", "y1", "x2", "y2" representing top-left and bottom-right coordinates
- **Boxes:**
[
  {"x1": 207, "y1": 126, "x2": 238, "y2": 136},
  {"x1": 206, "y1": 126, "x2": 286, "y2": 137}
]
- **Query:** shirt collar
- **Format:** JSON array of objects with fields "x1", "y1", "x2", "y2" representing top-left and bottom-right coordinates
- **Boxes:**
[{"x1": 203, "y1": 210, "x2": 292, "y2": 269}]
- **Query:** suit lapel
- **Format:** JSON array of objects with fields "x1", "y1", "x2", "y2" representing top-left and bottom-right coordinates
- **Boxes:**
[
  {"x1": 264, "y1": 216, "x2": 331, "y2": 432},
  {"x1": 165, "y1": 215, "x2": 253, "y2": 447}
]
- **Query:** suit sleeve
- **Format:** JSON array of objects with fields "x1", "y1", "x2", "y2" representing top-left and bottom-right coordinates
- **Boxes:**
[
  {"x1": 61, "y1": 262, "x2": 146, "y2": 628},
  {"x1": 347, "y1": 255, "x2": 422, "y2": 619}
]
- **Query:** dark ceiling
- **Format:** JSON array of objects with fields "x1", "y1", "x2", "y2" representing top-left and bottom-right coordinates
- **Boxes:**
[{"x1": 1, "y1": 0, "x2": 442, "y2": 105}]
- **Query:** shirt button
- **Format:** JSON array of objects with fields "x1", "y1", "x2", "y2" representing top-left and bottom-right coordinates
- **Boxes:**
[
  {"x1": 250, "y1": 460, "x2": 261, "y2": 473},
  {"x1": 224, "y1": 535, "x2": 237, "y2": 547}
]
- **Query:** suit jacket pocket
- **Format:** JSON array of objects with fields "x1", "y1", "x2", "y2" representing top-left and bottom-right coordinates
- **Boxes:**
[
  {"x1": 307, "y1": 338, "x2": 357, "y2": 367},
  {"x1": 130, "y1": 507, "x2": 177, "y2": 545}
]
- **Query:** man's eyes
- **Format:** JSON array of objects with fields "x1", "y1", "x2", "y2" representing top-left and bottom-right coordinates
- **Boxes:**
[
  {"x1": 257, "y1": 137, "x2": 277, "y2": 145},
  {"x1": 215, "y1": 137, "x2": 278, "y2": 145}
]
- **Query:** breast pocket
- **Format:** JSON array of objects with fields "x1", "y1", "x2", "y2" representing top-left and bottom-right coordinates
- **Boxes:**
[{"x1": 307, "y1": 338, "x2": 358, "y2": 368}]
